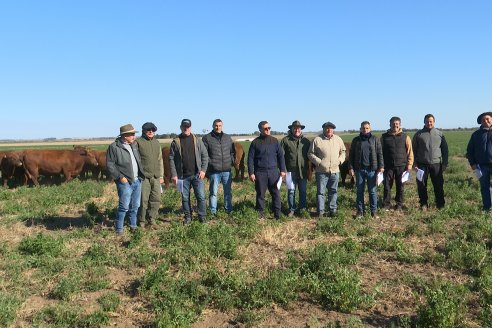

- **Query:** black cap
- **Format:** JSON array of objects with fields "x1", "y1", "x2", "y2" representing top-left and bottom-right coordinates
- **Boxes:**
[
  {"x1": 288, "y1": 120, "x2": 305, "y2": 130},
  {"x1": 477, "y1": 112, "x2": 492, "y2": 124},
  {"x1": 142, "y1": 122, "x2": 157, "y2": 132},
  {"x1": 322, "y1": 122, "x2": 336, "y2": 129},
  {"x1": 181, "y1": 119, "x2": 192, "y2": 127}
]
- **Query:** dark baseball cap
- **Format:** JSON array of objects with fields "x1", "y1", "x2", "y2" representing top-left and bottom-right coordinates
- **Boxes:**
[{"x1": 181, "y1": 119, "x2": 192, "y2": 127}]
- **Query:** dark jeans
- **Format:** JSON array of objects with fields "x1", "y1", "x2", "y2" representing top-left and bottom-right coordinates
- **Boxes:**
[
  {"x1": 355, "y1": 169, "x2": 377, "y2": 214},
  {"x1": 416, "y1": 163, "x2": 445, "y2": 208},
  {"x1": 254, "y1": 169, "x2": 281, "y2": 218},
  {"x1": 383, "y1": 166, "x2": 406, "y2": 207}
]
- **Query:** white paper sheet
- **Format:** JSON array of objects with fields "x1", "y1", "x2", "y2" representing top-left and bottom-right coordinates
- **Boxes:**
[
  {"x1": 377, "y1": 172, "x2": 384, "y2": 186},
  {"x1": 176, "y1": 179, "x2": 184, "y2": 193},
  {"x1": 277, "y1": 176, "x2": 283, "y2": 190},
  {"x1": 416, "y1": 168, "x2": 425, "y2": 182},
  {"x1": 286, "y1": 172, "x2": 295, "y2": 190},
  {"x1": 401, "y1": 171, "x2": 410, "y2": 183},
  {"x1": 474, "y1": 165, "x2": 483, "y2": 179}
]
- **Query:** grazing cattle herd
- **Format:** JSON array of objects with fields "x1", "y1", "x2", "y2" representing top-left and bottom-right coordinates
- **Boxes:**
[{"x1": 0, "y1": 141, "x2": 349, "y2": 188}]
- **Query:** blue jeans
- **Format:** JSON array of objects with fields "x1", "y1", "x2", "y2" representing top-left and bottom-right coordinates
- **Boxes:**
[
  {"x1": 182, "y1": 175, "x2": 206, "y2": 222},
  {"x1": 115, "y1": 178, "x2": 142, "y2": 233},
  {"x1": 355, "y1": 169, "x2": 377, "y2": 213},
  {"x1": 209, "y1": 171, "x2": 233, "y2": 214},
  {"x1": 287, "y1": 176, "x2": 307, "y2": 212},
  {"x1": 479, "y1": 164, "x2": 492, "y2": 211},
  {"x1": 316, "y1": 172, "x2": 339, "y2": 215}
]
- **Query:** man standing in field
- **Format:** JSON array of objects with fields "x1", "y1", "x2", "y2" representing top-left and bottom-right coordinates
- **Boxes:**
[
  {"x1": 136, "y1": 122, "x2": 164, "y2": 229},
  {"x1": 381, "y1": 116, "x2": 414, "y2": 211},
  {"x1": 248, "y1": 120, "x2": 286, "y2": 220},
  {"x1": 348, "y1": 121, "x2": 384, "y2": 219},
  {"x1": 308, "y1": 122, "x2": 346, "y2": 218},
  {"x1": 280, "y1": 120, "x2": 310, "y2": 217},
  {"x1": 106, "y1": 124, "x2": 144, "y2": 235},
  {"x1": 202, "y1": 118, "x2": 236, "y2": 217},
  {"x1": 412, "y1": 114, "x2": 448, "y2": 210},
  {"x1": 169, "y1": 119, "x2": 209, "y2": 224},
  {"x1": 466, "y1": 112, "x2": 492, "y2": 211}
]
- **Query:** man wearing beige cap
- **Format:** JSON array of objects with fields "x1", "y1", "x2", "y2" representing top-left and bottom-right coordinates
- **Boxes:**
[
  {"x1": 308, "y1": 121, "x2": 346, "y2": 218},
  {"x1": 107, "y1": 124, "x2": 144, "y2": 235}
]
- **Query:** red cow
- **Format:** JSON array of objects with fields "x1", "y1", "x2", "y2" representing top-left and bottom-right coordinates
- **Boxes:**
[
  {"x1": 161, "y1": 146, "x2": 171, "y2": 189},
  {"x1": 92, "y1": 151, "x2": 108, "y2": 180},
  {"x1": 233, "y1": 143, "x2": 245, "y2": 181},
  {"x1": 1, "y1": 151, "x2": 25, "y2": 187},
  {"x1": 339, "y1": 142, "x2": 354, "y2": 186},
  {"x1": 22, "y1": 148, "x2": 98, "y2": 186}
]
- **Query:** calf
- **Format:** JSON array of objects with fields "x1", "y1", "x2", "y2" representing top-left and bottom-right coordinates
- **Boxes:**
[
  {"x1": 1, "y1": 151, "x2": 25, "y2": 187},
  {"x1": 161, "y1": 146, "x2": 171, "y2": 189},
  {"x1": 233, "y1": 143, "x2": 245, "y2": 181}
]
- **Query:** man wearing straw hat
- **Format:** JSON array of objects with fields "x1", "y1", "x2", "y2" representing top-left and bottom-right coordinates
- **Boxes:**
[{"x1": 107, "y1": 124, "x2": 144, "y2": 235}]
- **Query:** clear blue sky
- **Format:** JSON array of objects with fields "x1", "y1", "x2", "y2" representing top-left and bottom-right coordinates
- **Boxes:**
[{"x1": 1, "y1": 0, "x2": 491, "y2": 139}]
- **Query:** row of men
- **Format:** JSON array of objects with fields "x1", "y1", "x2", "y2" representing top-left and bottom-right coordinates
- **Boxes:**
[{"x1": 106, "y1": 113, "x2": 454, "y2": 234}]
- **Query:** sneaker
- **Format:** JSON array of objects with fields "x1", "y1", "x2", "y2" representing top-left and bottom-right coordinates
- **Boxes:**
[
  {"x1": 129, "y1": 227, "x2": 138, "y2": 233},
  {"x1": 328, "y1": 211, "x2": 337, "y2": 218},
  {"x1": 183, "y1": 217, "x2": 192, "y2": 225},
  {"x1": 394, "y1": 205, "x2": 403, "y2": 212},
  {"x1": 288, "y1": 210, "x2": 295, "y2": 217},
  {"x1": 383, "y1": 205, "x2": 391, "y2": 212},
  {"x1": 317, "y1": 212, "x2": 324, "y2": 219},
  {"x1": 355, "y1": 211, "x2": 364, "y2": 219},
  {"x1": 371, "y1": 211, "x2": 380, "y2": 219},
  {"x1": 421, "y1": 205, "x2": 428, "y2": 212},
  {"x1": 138, "y1": 221, "x2": 146, "y2": 228},
  {"x1": 258, "y1": 212, "x2": 265, "y2": 220}
]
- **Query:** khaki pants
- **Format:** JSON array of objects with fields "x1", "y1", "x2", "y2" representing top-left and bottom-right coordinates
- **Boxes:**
[{"x1": 138, "y1": 177, "x2": 161, "y2": 225}]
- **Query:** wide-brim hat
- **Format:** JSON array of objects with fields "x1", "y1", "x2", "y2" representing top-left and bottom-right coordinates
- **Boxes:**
[
  {"x1": 477, "y1": 112, "x2": 492, "y2": 124},
  {"x1": 322, "y1": 121, "x2": 336, "y2": 129},
  {"x1": 288, "y1": 120, "x2": 305, "y2": 130},
  {"x1": 119, "y1": 124, "x2": 138, "y2": 136}
]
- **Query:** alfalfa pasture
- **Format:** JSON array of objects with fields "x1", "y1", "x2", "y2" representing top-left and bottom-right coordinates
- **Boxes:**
[{"x1": 1, "y1": 130, "x2": 491, "y2": 327}]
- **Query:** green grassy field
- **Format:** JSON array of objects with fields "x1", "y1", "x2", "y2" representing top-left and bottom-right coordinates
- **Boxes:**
[{"x1": 1, "y1": 130, "x2": 491, "y2": 327}]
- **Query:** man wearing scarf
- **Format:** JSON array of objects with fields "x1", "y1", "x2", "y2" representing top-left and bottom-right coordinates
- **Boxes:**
[
  {"x1": 467, "y1": 112, "x2": 492, "y2": 211},
  {"x1": 349, "y1": 121, "x2": 384, "y2": 219}
]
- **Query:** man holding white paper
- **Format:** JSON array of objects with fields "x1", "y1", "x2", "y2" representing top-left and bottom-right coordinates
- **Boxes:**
[
  {"x1": 348, "y1": 121, "x2": 384, "y2": 219},
  {"x1": 412, "y1": 114, "x2": 448, "y2": 211},
  {"x1": 280, "y1": 120, "x2": 311, "y2": 217},
  {"x1": 466, "y1": 112, "x2": 492, "y2": 211},
  {"x1": 381, "y1": 116, "x2": 414, "y2": 211},
  {"x1": 248, "y1": 121, "x2": 286, "y2": 220},
  {"x1": 169, "y1": 119, "x2": 209, "y2": 224}
]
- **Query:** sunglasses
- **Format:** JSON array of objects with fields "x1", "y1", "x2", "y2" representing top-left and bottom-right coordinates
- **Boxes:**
[{"x1": 263, "y1": 127, "x2": 271, "y2": 131}]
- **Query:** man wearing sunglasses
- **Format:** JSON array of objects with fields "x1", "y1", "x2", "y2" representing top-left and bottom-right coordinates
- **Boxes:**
[{"x1": 248, "y1": 121, "x2": 287, "y2": 220}]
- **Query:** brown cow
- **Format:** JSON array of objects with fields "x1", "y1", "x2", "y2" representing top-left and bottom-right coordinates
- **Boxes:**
[
  {"x1": 1, "y1": 151, "x2": 25, "y2": 187},
  {"x1": 233, "y1": 143, "x2": 245, "y2": 181},
  {"x1": 339, "y1": 142, "x2": 354, "y2": 186},
  {"x1": 22, "y1": 148, "x2": 98, "y2": 186},
  {"x1": 161, "y1": 146, "x2": 171, "y2": 189},
  {"x1": 73, "y1": 146, "x2": 108, "y2": 180}
]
